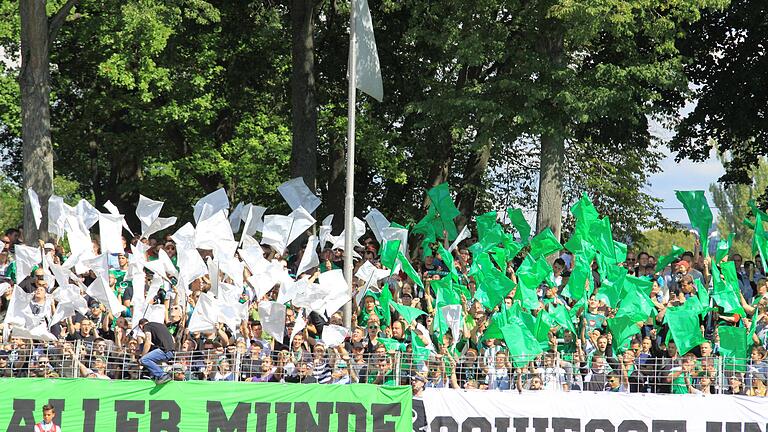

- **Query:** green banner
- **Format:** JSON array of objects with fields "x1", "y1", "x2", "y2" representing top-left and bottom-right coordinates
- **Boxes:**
[{"x1": 0, "y1": 379, "x2": 412, "y2": 432}]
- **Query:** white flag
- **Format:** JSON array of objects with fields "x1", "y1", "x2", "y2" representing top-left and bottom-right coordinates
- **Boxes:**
[
  {"x1": 258, "y1": 301, "x2": 287, "y2": 343},
  {"x1": 353, "y1": 0, "x2": 383, "y2": 101},
  {"x1": 27, "y1": 188, "x2": 42, "y2": 229}
]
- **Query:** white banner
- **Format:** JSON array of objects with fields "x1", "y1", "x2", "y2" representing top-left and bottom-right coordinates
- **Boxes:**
[{"x1": 415, "y1": 389, "x2": 768, "y2": 432}]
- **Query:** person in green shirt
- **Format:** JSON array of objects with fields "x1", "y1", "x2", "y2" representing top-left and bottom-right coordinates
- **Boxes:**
[{"x1": 667, "y1": 353, "x2": 696, "y2": 394}]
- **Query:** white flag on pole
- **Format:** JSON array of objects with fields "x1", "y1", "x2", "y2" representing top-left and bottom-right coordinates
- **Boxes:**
[{"x1": 354, "y1": 0, "x2": 383, "y2": 101}]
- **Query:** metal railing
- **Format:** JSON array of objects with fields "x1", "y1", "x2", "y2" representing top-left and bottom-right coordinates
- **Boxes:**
[{"x1": 1, "y1": 339, "x2": 766, "y2": 396}]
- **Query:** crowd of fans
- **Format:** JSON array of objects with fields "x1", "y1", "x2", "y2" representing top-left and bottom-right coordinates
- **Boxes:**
[{"x1": 0, "y1": 208, "x2": 767, "y2": 395}]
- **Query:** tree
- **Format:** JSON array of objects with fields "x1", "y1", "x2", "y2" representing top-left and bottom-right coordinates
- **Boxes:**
[
  {"x1": 19, "y1": 0, "x2": 79, "y2": 243},
  {"x1": 710, "y1": 156, "x2": 768, "y2": 259},
  {"x1": 290, "y1": 0, "x2": 319, "y2": 205},
  {"x1": 672, "y1": 0, "x2": 768, "y2": 205},
  {"x1": 637, "y1": 229, "x2": 696, "y2": 258}
]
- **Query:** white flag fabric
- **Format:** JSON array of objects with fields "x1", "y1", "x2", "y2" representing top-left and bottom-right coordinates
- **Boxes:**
[
  {"x1": 27, "y1": 188, "x2": 42, "y2": 229},
  {"x1": 14, "y1": 244, "x2": 41, "y2": 282},
  {"x1": 290, "y1": 310, "x2": 307, "y2": 347},
  {"x1": 296, "y1": 235, "x2": 320, "y2": 276},
  {"x1": 321, "y1": 324, "x2": 349, "y2": 348},
  {"x1": 261, "y1": 207, "x2": 316, "y2": 255},
  {"x1": 48, "y1": 195, "x2": 71, "y2": 238},
  {"x1": 229, "y1": 201, "x2": 244, "y2": 233},
  {"x1": 86, "y1": 275, "x2": 126, "y2": 316},
  {"x1": 258, "y1": 301, "x2": 286, "y2": 343},
  {"x1": 11, "y1": 324, "x2": 57, "y2": 342},
  {"x1": 441, "y1": 304, "x2": 463, "y2": 347},
  {"x1": 331, "y1": 217, "x2": 366, "y2": 251},
  {"x1": 75, "y1": 199, "x2": 100, "y2": 229},
  {"x1": 187, "y1": 292, "x2": 219, "y2": 333},
  {"x1": 318, "y1": 215, "x2": 334, "y2": 248},
  {"x1": 193, "y1": 188, "x2": 229, "y2": 223},
  {"x1": 278, "y1": 178, "x2": 321, "y2": 215},
  {"x1": 448, "y1": 225, "x2": 471, "y2": 252},
  {"x1": 354, "y1": 260, "x2": 390, "y2": 301},
  {"x1": 99, "y1": 213, "x2": 125, "y2": 254},
  {"x1": 136, "y1": 195, "x2": 164, "y2": 234},
  {"x1": 103, "y1": 201, "x2": 134, "y2": 236},
  {"x1": 365, "y1": 208, "x2": 389, "y2": 244},
  {"x1": 240, "y1": 204, "x2": 268, "y2": 239},
  {"x1": 354, "y1": 0, "x2": 383, "y2": 101}
]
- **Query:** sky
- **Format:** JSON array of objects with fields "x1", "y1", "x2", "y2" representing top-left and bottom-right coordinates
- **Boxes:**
[{"x1": 644, "y1": 102, "x2": 724, "y2": 226}]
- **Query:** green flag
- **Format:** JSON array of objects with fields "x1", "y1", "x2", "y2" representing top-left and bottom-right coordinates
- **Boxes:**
[
  {"x1": 432, "y1": 276, "x2": 461, "y2": 308},
  {"x1": 571, "y1": 193, "x2": 599, "y2": 226},
  {"x1": 391, "y1": 301, "x2": 426, "y2": 324},
  {"x1": 476, "y1": 211, "x2": 504, "y2": 252},
  {"x1": 397, "y1": 251, "x2": 424, "y2": 288},
  {"x1": 596, "y1": 265, "x2": 627, "y2": 308},
  {"x1": 715, "y1": 261, "x2": 746, "y2": 315},
  {"x1": 515, "y1": 255, "x2": 550, "y2": 310},
  {"x1": 378, "y1": 282, "x2": 393, "y2": 326},
  {"x1": 506, "y1": 207, "x2": 531, "y2": 241},
  {"x1": 655, "y1": 245, "x2": 685, "y2": 273},
  {"x1": 613, "y1": 241, "x2": 627, "y2": 263},
  {"x1": 549, "y1": 304, "x2": 576, "y2": 334},
  {"x1": 675, "y1": 190, "x2": 713, "y2": 256},
  {"x1": 562, "y1": 258, "x2": 590, "y2": 301},
  {"x1": 564, "y1": 231, "x2": 596, "y2": 261},
  {"x1": 616, "y1": 286, "x2": 655, "y2": 322},
  {"x1": 587, "y1": 217, "x2": 615, "y2": 260},
  {"x1": 501, "y1": 319, "x2": 544, "y2": 368},
  {"x1": 719, "y1": 326, "x2": 748, "y2": 373},
  {"x1": 380, "y1": 239, "x2": 401, "y2": 271},
  {"x1": 752, "y1": 212, "x2": 768, "y2": 274},
  {"x1": 529, "y1": 227, "x2": 563, "y2": 259},
  {"x1": 664, "y1": 306, "x2": 707, "y2": 355},
  {"x1": 607, "y1": 315, "x2": 641, "y2": 353},
  {"x1": 533, "y1": 310, "x2": 554, "y2": 349},
  {"x1": 377, "y1": 337, "x2": 407, "y2": 352},
  {"x1": 715, "y1": 233, "x2": 735, "y2": 264},
  {"x1": 437, "y1": 243, "x2": 458, "y2": 281},
  {"x1": 427, "y1": 183, "x2": 460, "y2": 223},
  {"x1": 474, "y1": 266, "x2": 516, "y2": 310},
  {"x1": 501, "y1": 233, "x2": 524, "y2": 262},
  {"x1": 694, "y1": 279, "x2": 712, "y2": 320}
]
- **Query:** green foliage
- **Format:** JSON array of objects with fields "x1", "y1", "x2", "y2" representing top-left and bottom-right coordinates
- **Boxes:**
[
  {"x1": 637, "y1": 228, "x2": 696, "y2": 258},
  {"x1": 672, "y1": 0, "x2": 765, "y2": 194},
  {"x1": 0, "y1": 0, "x2": 730, "y2": 242},
  {"x1": 0, "y1": 173, "x2": 22, "y2": 231},
  {"x1": 710, "y1": 156, "x2": 768, "y2": 259}
]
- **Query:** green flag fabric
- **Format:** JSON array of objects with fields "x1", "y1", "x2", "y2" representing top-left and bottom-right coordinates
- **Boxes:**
[
  {"x1": 675, "y1": 190, "x2": 713, "y2": 256},
  {"x1": 391, "y1": 301, "x2": 426, "y2": 324},
  {"x1": 719, "y1": 326, "x2": 748, "y2": 373},
  {"x1": 380, "y1": 239, "x2": 401, "y2": 271},
  {"x1": 607, "y1": 315, "x2": 641, "y2": 353},
  {"x1": 549, "y1": 304, "x2": 576, "y2": 334},
  {"x1": 506, "y1": 207, "x2": 531, "y2": 241},
  {"x1": 655, "y1": 245, "x2": 685, "y2": 273},
  {"x1": 715, "y1": 261, "x2": 746, "y2": 315},
  {"x1": 501, "y1": 319, "x2": 544, "y2": 368},
  {"x1": 529, "y1": 228, "x2": 563, "y2": 258},
  {"x1": 715, "y1": 233, "x2": 735, "y2": 264},
  {"x1": 587, "y1": 217, "x2": 616, "y2": 260},
  {"x1": 664, "y1": 306, "x2": 707, "y2": 355},
  {"x1": 397, "y1": 251, "x2": 424, "y2": 288}
]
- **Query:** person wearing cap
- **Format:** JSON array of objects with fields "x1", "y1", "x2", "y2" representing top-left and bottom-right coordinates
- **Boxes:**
[{"x1": 171, "y1": 364, "x2": 187, "y2": 381}]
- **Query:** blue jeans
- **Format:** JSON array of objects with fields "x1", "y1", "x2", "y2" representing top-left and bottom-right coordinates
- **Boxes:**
[{"x1": 140, "y1": 349, "x2": 174, "y2": 379}]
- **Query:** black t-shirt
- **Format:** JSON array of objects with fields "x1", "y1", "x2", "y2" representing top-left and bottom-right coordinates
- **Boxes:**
[
  {"x1": 143, "y1": 322, "x2": 175, "y2": 352},
  {"x1": 66, "y1": 331, "x2": 96, "y2": 343}
]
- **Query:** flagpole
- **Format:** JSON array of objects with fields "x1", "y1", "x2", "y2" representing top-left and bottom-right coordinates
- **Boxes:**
[{"x1": 343, "y1": 0, "x2": 357, "y2": 329}]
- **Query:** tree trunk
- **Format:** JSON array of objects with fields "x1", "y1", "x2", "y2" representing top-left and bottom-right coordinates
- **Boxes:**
[
  {"x1": 535, "y1": 131, "x2": 565, "y2": 240},
  {"x1": 325, "y1": 132, "x2": 346, "y2": 231},
  {"x1": 19, "y1": 0, "x2": 78, "y2": 244},
  {"x1": 457, "y1": 120, "x2": 494, "y2": 228},
  {"x1": 289, "y1": 0, "x2": 318, "y2": 201},
  {"x1": 20, "y1": 0, "x2": 54, "y2": 244}
]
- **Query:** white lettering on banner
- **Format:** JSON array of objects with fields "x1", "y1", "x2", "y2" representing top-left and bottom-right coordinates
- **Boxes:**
[{"x1": 415, "y1": 389, "x2": 768, "y2": 432}]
